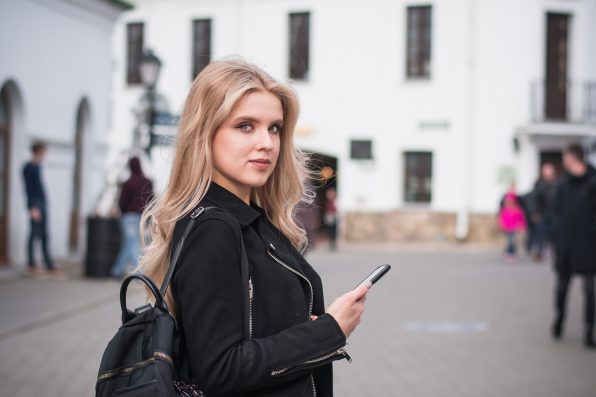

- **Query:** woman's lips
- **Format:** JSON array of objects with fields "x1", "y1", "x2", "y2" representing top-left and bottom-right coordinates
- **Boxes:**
[{"x1": 249, "y1": 159, "x2": 271, "y2": 170}]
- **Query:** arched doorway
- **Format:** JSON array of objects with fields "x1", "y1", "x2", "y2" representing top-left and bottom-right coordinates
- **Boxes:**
[
  {"x1": 69, "y1": 99, "x2": 89, "y2": 253},
  {"x1": 0, "y1": 86, "x2": 11, "y2": 265},
  {"x1": 296, "y1": 152, "x2": 338, "y2": 249}
]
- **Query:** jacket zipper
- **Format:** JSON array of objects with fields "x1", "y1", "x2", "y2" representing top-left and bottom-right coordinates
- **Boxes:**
[
  {"x1": 267, "y1": 244, "x2": 350, "y2": 396},
  {"x1": 271, "y1": 347, "x2": 352, "y2": 377},
  {"x1": 267, "y1": 244, "x2": 314, "y2": 316},
  {"x1": 248, "y1": 276, "x2": 254, "y2": 339},
  {"x1": 97, "y1": 352, "x2": 173, "y2": 383}
]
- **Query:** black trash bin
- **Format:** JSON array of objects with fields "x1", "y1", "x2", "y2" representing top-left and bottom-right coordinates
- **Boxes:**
[{"x1": 85, "y1": 217, "x2": 121, "y2": 277}]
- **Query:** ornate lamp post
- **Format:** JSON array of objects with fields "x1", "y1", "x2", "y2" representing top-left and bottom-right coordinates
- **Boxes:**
[{"x1": 139, "y1": 49, "x2": 162, "y2": 157}]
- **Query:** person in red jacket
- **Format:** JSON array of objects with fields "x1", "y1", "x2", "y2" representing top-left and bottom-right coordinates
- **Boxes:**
[{"x1": 110, "y1": 156, "x2": 153, "y2": 278}]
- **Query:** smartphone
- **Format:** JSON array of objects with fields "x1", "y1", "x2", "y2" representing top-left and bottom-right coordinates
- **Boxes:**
[{"x1": 356, "y1": 264, "x2": 391, "y2": 289}]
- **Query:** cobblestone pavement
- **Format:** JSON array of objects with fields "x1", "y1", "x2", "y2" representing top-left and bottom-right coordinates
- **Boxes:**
[{"x1": 0, "y1": 247, "x2": 594, "y2": 397}]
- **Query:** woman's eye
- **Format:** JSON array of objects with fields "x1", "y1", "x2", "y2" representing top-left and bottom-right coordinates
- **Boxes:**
[
  {"x1": 237, "y1": 123, "x2": 252, "y2": 132},
  {"x1": 269, "y1": 124, "x2": 282, "y2": 134}
]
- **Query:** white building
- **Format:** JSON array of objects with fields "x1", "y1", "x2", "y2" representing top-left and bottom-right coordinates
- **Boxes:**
[
  {"x1": 110, "y1": 0, "x2": 596, "y2": 243},
  {"x1": 0, "y1": 0, "x2": 129, "y2": 267}
]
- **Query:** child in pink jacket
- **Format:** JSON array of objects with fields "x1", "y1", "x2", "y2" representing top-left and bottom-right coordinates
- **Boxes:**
[{"x1": 499, "y1": 191, "x2": 527, "y2": 262}]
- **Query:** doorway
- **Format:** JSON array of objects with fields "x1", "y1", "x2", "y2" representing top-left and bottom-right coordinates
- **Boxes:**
[
  {"x1": 0, "y1": 87, "x2": 10, "y2": 265},
  {"x1": 540, "y1": 150, "x2": 563, "y2": 177},
  {"x1": 295, "y1": 152, "x2": 338, "y2": 249},
  {"x1": 545, "y1": 13, "x2": 570, "y2": 121}
]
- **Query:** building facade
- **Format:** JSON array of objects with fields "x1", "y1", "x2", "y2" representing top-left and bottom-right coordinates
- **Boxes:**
[
  {"x1": 0, "y1": 0, "x2": 129, "y2": 266},
  {"x1": 110, "y1": 0, "x2": 596, "y2": 243}
]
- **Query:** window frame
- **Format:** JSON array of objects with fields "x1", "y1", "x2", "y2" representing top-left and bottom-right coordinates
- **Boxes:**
[
  {"x1": 350, "y1": 140, "x2": 374, "y2": 160},
  {"x1": 126, "y1": 22, "x2": 144, "y2": 86},
  {"x1": 405, "y1": 5, "x2": 432, "y2": 80},
  {"x1": 288, "y1": 12, "x2": 311, "y2": 81},
  {"x1": 191, "y1": 18, "x2": 212, "y2": 80},
  {"x1": 403, "y1": 151, "x2": 433, "y2": 204}
]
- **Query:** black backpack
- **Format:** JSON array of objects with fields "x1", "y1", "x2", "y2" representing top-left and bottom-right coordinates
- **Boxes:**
[{"x1": 95, "y1": 206, "x2": 250, "y2": 396}]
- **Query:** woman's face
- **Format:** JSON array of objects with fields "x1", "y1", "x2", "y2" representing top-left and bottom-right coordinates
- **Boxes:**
[{"x1": 211, "y1": 90, "x2": 283, "y2": 203}]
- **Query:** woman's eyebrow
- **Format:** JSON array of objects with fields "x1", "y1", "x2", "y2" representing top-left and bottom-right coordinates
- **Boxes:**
[
  {"x1": 231, "y1": 116, "x2": 284, "y2": 124},
  {"x1": 231, "y1": 116, "x2": 259, "y2": 123}
]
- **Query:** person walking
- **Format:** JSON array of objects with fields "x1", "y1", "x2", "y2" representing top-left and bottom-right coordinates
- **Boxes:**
[
  {"x1": 324, "y1": 187, "x2": 338, "y2": 250},
  {"x1": 498, "y1": 184, "x2": 527, "y2": 263},
  {"x1": 532, "y1": 163, "x2": 558, "y2": 261},
  {"x1": 110, "y1": 156, "x2": 153, "y2": 278},
  {"x1": 551, "y1": 143, "x2": 596, "y2": 349},
  {"x1": 519, "y1": 189, "x2": 538, "y2": 257},
  {"x1": 23, "y1": 141, "x2": 63, "y2": 278},
  {"x1": 138, "y1": 59, "x2": 369, "y2": 396}
]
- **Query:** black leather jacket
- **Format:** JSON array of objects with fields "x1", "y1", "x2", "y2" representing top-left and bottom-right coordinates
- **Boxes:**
[{"x1": 172, "y1": 183, "x2": 349, "y2": 397}]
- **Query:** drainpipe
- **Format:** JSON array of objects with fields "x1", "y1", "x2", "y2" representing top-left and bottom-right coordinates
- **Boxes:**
[{"x1": 456, "y1": 0, "x2": 476, "y2": 241}]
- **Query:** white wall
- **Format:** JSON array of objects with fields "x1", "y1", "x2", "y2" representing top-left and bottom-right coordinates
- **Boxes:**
[
  {"x1": 0, "y1": 0, "x2": 123, "y2": 265},
  {"x1": 111, "y1": 0, "x2": 596, "y2": 226}
]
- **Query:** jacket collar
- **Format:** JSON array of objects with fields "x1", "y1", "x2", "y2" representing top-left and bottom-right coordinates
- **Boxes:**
[{"x1": 204, "y1": 182, "x2": 262, "y2": 228}]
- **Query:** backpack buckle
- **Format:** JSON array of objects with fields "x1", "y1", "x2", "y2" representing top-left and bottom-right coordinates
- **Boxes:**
[{"x1": 190, "y1": 207, "x2": 205, "y2": 219}]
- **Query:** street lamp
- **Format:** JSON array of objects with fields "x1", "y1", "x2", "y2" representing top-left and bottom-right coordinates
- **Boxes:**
[{"x1": 139, "y1": 49, "x2": 162, "y2": 157}]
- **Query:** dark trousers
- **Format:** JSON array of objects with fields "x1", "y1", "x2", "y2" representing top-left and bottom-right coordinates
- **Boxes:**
[
  {"x1": 327, "y1": 222, "x2": 337, "y2": 249},
  {"x1": 555, "y1": 272, "x2": 595, "y2": 331},
  {"x1": 533, "y1": 216, "x2": 553, "y2": 257},
  {"x1": 28, "y1": 208, "x2": 54, "y2": 269}
]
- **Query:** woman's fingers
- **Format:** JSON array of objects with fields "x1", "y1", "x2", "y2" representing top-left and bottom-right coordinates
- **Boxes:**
[{"x1": 351, "y1": 282, "x2": 371, "y2": 301}]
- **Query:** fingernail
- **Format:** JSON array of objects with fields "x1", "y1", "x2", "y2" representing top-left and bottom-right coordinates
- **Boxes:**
[{"x1": 365, "y1": 281, "x2": 372, "y2": 289}]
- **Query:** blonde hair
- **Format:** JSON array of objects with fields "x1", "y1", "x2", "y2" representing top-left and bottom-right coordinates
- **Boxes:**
[{"x1": 138, "y1": 58, "x2": 309, "y2": 310}]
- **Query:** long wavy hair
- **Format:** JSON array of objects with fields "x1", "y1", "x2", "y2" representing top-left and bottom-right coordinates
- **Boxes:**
[{"x1": 137, "y1": 58, "x2": 309, "y2": 311}]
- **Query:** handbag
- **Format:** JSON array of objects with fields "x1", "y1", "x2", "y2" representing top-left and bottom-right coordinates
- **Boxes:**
[{"x1": 95, "y1": 206, "x2": 250, "y2": 396}]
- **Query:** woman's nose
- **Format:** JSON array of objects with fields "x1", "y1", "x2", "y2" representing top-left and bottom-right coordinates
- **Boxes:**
[{"x1": 256, "y1": 128, "x2": 274, "y2": 150}]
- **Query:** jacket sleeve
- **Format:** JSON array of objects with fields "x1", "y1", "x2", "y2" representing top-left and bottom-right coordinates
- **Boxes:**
[
  {"x1": 173, "y1": 218, "x2": 346, "y2": 395},
  {"x1": 23, "y1": 165, "x2": 39, "y2": 209}
]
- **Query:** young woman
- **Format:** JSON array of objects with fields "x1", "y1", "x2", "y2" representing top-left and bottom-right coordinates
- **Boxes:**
[{"x1": 138, "y1": 59, "x2": 369, "y2": 396}]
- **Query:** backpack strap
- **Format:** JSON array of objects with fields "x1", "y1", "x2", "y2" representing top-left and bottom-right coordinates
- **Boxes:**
[{"x1": 160, "y1": 205, "x2": 251, "y2": 340}]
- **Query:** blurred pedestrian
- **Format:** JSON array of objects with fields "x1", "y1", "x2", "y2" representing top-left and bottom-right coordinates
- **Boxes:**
[
  {"x1": 324, "y1": 187, "x2": 338, "y2": 250},
  {"x1": 532, "y1": 163, "x2": 558, "y2": 261},
  {"x1": 110, "y1": 156, "x2": 153, "y2": 278},
  {"x1": 519, "y1": 189, "x2": 538, "y2": 257},
  {"x1": 498, "y1": 184, "x2": 527, "y2": 263},
  {"x1": 23, "y1": 141, "x2": 64, "y2": 279},
  {"x1": 551, "y1": 143, "x2": 596, "y2": 349}
]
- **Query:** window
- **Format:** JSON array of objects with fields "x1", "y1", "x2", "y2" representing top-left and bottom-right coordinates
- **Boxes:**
[
  {"x1": 192, "y1": 19, "x2": 212, "y2": 79},
  {"x1": 404, "y1": 152, "x2": 432, "y2": 203},
  {"x1": 289, "y1": 12, "x2": 310, "y2": 80},
  {"x1": 126, "y1": 22, "x2": 144, "y2": 85},
  {"x1": 406, "y1": 6, "x2": 432, "y2": 78},
  {"x1": 350, "y1": 140, "x2": 373, "y2": 160}
]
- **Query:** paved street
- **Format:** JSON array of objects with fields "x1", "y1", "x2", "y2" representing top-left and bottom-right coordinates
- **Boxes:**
[{"x1": 1, "y1": 246, "x2": 595, "y2": 397}]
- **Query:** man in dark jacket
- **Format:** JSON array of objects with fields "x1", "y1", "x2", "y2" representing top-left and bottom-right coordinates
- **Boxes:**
[
  {"x1": 532, "y1": 163, "x2": 558, "y2": 261},
  {"x1": 23, "y1": 141, "x2": 63, "y2": 278},
  {"x1": 110, "y1": 156, "x2": 153, "y2": 277},
  {"x1": 551, "y1": 143, "x2": 596, "y2": 349}
]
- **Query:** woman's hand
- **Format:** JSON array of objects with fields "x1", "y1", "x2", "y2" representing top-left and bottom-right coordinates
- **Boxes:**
[{"x1": 326, "y1": 282, "x2": 370, "y2": 338}]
